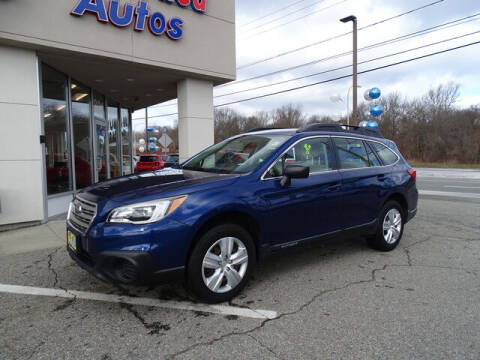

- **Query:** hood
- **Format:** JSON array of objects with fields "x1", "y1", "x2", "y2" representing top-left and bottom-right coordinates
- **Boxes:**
[{"x1": 79, "y1": 168, "x2": 239, "y2": 204}]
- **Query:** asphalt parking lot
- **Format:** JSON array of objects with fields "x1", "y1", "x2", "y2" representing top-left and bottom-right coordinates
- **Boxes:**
[{"x1": 1, "y1": 170, "x2": 479, "y2": 360}]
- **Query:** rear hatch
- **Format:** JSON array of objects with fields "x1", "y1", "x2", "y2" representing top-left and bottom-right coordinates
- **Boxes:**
[{"x1": 137, "y1": 156, "x2": 159, "y2": 168}]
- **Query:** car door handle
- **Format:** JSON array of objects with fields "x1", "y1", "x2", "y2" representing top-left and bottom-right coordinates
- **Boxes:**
[
  {"x1": 377, "y1": 174, "x2": 387, "y2": 181},
  {"x1": 327, "y1": 183, "x2": 341, "y2": 191}
]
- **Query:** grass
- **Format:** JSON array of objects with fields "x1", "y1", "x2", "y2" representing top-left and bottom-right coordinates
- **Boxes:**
[{"x1": 407, "y1": 161, "x2": 480, "y2": 169}]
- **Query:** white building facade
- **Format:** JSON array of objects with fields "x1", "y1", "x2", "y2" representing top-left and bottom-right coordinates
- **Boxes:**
[{"x1": 0, "y1": 0, "x2": 236, "y2": 226}]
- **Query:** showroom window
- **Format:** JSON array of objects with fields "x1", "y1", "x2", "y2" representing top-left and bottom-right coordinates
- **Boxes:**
[
  {"x1": 41, "y1": 63, "x2": 133, "y2": 197},
  {"x1": 93, "y1": 91, "x2": 108, "y2": 182},
  {"x1": 71, "y1": 81, "x2": 93, "y2": 189},
  {"x1": 108, "y1": 101, "x2": 120, "y2": 179},
  {"x1": 120, "y1": 108, "x2": 132, "y2": 175},
  {"x1": 42, "y1": 65, "x2": 71, "y2": 195}
]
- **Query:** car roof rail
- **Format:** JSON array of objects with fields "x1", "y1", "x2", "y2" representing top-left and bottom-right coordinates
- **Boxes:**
[
  {"x1": 297, "y1": 123, "x2": 385, "y2": 139},
  {"x1": 246, "y1": 127, "x2": 282, "y2": 133}
]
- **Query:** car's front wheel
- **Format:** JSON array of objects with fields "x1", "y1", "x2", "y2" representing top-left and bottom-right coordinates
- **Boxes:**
[
  {"x1": 367, "y1": 201, "x2": 404, "y2": 251},
  {"x1": 187, "y1": 224, "x2": 255, "y2": 303}
]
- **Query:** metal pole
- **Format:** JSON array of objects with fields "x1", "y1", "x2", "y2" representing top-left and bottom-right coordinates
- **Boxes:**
[
  {"x1": 340, "y1": 15, "x2": 358, "y2": 125},
  {"x1": 346, "y1": 86, "x2": 351, "y2": 126},
  {"x1": 352, "y1": 17, "x2": 358, "y2": 124},
  {"x1": 145, "y1": 107, "x2": 148, "y2": 141}
]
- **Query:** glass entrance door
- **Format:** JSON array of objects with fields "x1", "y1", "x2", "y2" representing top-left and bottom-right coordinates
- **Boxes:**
[{"x1": 95, "y1": 122, "x2": 108, "y2": 183}]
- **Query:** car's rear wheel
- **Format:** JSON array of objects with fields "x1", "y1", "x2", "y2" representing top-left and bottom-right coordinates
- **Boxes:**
[
  {"x1": 367, "y1": 201, "x2": 404, "y2": 251},
  {"x1": 187, "y1": 224, "x2": 255, "y2": 303}
]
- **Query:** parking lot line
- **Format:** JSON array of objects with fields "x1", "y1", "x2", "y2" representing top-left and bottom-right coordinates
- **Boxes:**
[
  {"x1": 0, "y1": 283, "x2": 278, "y2": 320},
  {"x1": 419, "y1": 190, "x2": 480, "y2": 199}
]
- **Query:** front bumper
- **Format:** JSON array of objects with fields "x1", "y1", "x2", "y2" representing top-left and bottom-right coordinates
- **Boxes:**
[{"x1": 67, "y1": 246, "x2": 185, "y2": 285}]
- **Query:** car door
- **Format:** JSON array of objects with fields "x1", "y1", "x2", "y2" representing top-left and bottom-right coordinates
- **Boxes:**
[
  {"x1": 333, "y1": 137, "x2": 385, "y2": 230},
  {"x1": 258, "y1": 136, "x2": 343, "y2": 247}
]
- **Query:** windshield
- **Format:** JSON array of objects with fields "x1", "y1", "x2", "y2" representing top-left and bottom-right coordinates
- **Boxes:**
[{"x1": 182, "y1": 134, "x2": 289, "y2": 174}]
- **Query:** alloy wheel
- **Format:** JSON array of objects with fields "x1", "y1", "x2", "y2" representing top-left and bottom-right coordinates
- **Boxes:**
[
  {"x1": 201, "y1": 237, "x2": 249, "y2": 294},
  {"x1": 382, "y1": 208, "x2": 402, "y2": 244}
]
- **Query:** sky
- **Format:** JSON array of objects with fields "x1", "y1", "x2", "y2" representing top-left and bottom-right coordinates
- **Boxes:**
[{"x1": 133, "y1": 0, "x2": 480, "y2": 129}]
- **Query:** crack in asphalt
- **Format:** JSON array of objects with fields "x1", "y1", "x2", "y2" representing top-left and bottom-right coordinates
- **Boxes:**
[
  {"x1": 165, "y1": 249, "x2": 479, "y2": 359},
  {"x1": 164, "y1": 264, "x2": 392, "y2": 360},
  {"x1": 47, "y1": 248, "x2": 80, "y2": 312},
  {"x1": 247, "y1": 333, "x2": 283, "y2": 360},
  {"x1": 47, "y1": 248, "x2": 63, "y2": 289},
  {"x1": 401, "y1": 236, "x2": 436, "y2": 266},
  {"x1": 113, "y1": 284, "x2": 171, "y2": 336}
]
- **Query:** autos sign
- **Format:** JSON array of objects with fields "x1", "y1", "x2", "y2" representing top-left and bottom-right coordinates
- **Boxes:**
[{"x1": 71, "y1": 0, "x2": 207, "y2": 40}]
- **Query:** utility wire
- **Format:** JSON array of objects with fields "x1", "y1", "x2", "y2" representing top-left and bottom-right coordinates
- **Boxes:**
[
  {"x1": 239, "y1": 0, "x2": 310, "y2": 28},
  {"x1": 150, "y1": 13, "x2": 479, "y2": 110},
  {"x1": 215, "y1": 40, "x2": 480, "y2": 107},
  {"x1": 227, "y1": 12, "x2": 480, "y2": 86},
  {"x1": 237, "y1": 0, "x2": 445, "y2": 69},
  {"x1": 134, "y1": 40, "x2": 480, "y2": 120},
  {"x1": 215, "y1": 30, "x2": 480, "y2": 99},
  {"x1": 239, "y1": 0, "x2": 329, "y2": 35},
  {"x1": 239, "y1": 0, "x2": 350, "y2": 40}
]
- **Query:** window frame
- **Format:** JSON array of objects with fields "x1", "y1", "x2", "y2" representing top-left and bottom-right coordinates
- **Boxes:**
[
  {"x1": 332, "y1": 136, "x2": 372, "y2": 171},
  {"x1": 261, "y1": 135, "x2": 338, "y2": 180},
  {"x1": 368, "y1": 140, "x2": 400, "y2": 167},
  {"x1": 363, "y1": 140, "x2": 382, "y2": 167},
  {"x1": 330, "y1": 136, "x2": 400, "y2": 171}
]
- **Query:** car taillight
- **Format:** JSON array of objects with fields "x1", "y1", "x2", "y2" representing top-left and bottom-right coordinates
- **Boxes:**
[{"x1": 408, "y1": 169, "x2": 417, "y2": 182}]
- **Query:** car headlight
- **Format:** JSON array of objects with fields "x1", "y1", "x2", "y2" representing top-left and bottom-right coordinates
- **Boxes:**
[{"x1": 107, "y1": 196, "x2": 187, "y2": 224}]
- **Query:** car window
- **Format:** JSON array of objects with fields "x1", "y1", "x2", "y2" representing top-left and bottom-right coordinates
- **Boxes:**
[
  {"x1": 183, "y1": 135, "x2": 289, "y2": 174},
  {"x1": 334, "y1": 138, "x2": 370, "y2": 169},
  {"x1": 266, "y1": 137, "x2": 335, "y2": 178},
  {"x1": 139, "y1": 156, "x2": 158, "y2": 162},
  {"x1": 364, "y1": 141, "x2": 381, "y2": 167},
  {"x1": 371, "y1": 142, "x2": 399, "y2": 165}
]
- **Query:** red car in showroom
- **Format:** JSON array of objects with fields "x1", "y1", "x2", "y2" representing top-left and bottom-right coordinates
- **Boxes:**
[{"x1": 134, "y1": 155, "x2": 166, "y2": 172}]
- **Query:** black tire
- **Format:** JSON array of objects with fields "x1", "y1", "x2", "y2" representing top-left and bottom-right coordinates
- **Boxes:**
[
  {"x1": 187, "y1": 224, "x2": 256, "y2": 303},
  {"x1": 366, "y1": 200, "x2": 404, "y2": 251}
]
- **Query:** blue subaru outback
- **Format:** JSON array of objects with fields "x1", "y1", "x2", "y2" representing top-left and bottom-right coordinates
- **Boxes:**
[{"x1": 67, "y1": 124, "x2": 418, "y2": 303}]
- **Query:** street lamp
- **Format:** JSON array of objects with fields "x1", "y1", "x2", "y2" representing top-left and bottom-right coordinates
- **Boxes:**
[
  {"x1": 329, "y1": 85, "x2": 362, "y2": 126},
  {"x1": 340, "y1": 15, "x2": 358, "y2": 124}
]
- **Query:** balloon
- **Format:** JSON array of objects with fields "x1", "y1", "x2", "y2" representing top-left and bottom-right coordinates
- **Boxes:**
[
  {"x1": 139, "y1": 146, "x2": 145, "y2": 153},
  {"x1": 364, "y1": 89, "x2": 373, "y2": 101},
  {"x1": 149, "y1": 145, "x2": 157, "y2": 151},
  {"x1": 370, "y1": 104, "x2": 383, "y2": 117},
  {"x1": 146, "y1": 127, "x2": 154, "y2": 132},
  {"x1": 359, "y1": 121, "x2": 369, "y2": 127},
  {"x1": 369, "y1": 87, "x2": 381, "y2": 100},
  {"x1": 139, "y1": 138, "x2": 145, "y2": 145},
  {"x1": 367, "y1": 120, "x2": 379, "y2": 129},
  {"x1": 149, "y1": 137, "x2": 157, "y2": 143}
]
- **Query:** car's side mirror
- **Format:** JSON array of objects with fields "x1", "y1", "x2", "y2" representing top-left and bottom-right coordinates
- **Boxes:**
[{"x1": 280, "y1": 165, "x2": 310, "y2": 187}]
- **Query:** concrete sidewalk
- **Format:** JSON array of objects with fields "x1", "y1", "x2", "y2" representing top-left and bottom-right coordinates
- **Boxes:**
[{"x1": 0, "y1": 220, "x2": 65, "y2": 256}]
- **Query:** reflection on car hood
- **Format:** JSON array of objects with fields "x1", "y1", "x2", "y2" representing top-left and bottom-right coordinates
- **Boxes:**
[{"x1": 80, "y1": 168, "x2": 238, "y2": 203}]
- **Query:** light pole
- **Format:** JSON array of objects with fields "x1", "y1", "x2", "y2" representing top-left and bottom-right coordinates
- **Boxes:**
[
  {"x1": 346, "y1": 85, "x2": 361, "y2": 126},
  {"x1": 340, "y1": 15, "x2": 358, "y2": 124}
]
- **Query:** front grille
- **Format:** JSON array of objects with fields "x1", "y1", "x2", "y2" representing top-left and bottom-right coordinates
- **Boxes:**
[{"x1": 67, "y1": 195, "x2": 97, "y2": 235}]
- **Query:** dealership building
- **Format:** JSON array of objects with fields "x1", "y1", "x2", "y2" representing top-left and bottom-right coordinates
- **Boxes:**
[{"x1": 0, "y1": 0, "x2": 235, "y2": 227}]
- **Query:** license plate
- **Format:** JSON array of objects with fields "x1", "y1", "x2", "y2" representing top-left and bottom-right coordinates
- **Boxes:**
[{"x1": 67, "y1": 231, "x2": 77, "y2": 251}]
